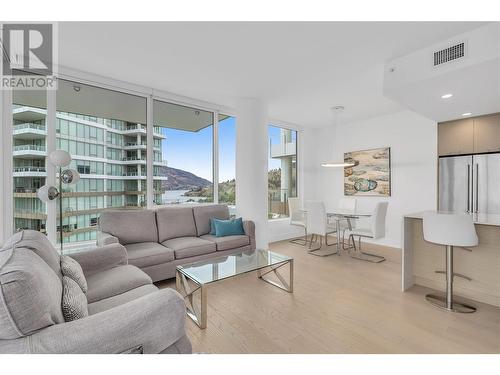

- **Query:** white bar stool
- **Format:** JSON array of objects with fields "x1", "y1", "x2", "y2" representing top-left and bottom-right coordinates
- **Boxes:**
[{"x1": 422, "y1": 212, "x2": 478, "y2": 313}]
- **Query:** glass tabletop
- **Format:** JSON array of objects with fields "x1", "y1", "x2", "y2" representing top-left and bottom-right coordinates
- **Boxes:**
[
  {"x1": 327, "y1": 210, "x2": 372, "y2": 218},
  {"x1": 176, "y1": 249, "x2": 292, "y2": 285}
]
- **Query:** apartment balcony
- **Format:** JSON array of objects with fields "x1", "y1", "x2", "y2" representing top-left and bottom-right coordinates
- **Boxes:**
[
  {"x1": 13, "y1": 123, "x2": 47, "y2": 140},
  {"x1": 153, "y1": 159, "x2": 168, "y2": 166},
  {"x1": 153, "y1": 175, "x2": 169, "y2": 180},
  {"x1": 153, "y1": 127, "x2": 166, "y2": 139},
  {"x1": 121, "y1": 156, "x2": 147, "y2": 165},
  {"x1": 13, "y1": 145, "x2": 46, "y2": 159},
  {"x1": 270, "y1": 142, "x2": 296, "y2": 158},
  {"x1": 123, "y1": 124, "x2": 147, "y2": 135},
  {"x1": 14, "y1": 209, "x2": 47, "y2": 220},
  {"x1": 123, "y1": 142, "x2": 147, "y2": 150},
  {"x1": 121, "y1": 171, "x2": 147, "y2": 180},
  {"x1": 13, "y1": 166, "x2": 47, "y2": 177}
]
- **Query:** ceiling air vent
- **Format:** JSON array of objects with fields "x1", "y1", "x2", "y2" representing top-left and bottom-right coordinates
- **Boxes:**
[{"x1": 433, "y1": 42, "x2": 466, "y2": 66}]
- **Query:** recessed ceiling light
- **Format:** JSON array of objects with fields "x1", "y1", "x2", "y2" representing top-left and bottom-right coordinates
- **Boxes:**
[
  {"x1": 462, "y1": 112, "x2": 472, "y2": 116},
  {"x1": 441, "y1": 93, "x2": 453, "y2": 99}
]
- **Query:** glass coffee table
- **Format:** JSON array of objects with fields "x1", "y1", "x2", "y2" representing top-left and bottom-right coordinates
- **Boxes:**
[{"x1": 176, "y1": 249, "x2": 293, "y2": 329}]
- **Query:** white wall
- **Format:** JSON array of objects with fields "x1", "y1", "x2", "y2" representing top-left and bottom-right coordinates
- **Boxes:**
[{"x1": 315, "y1": 110, "x2": 437, "y2": 248}]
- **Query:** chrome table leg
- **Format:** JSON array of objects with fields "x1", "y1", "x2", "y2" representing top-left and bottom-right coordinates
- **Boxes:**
[{"x1": 176, "y1": 270, "x2": 208, "y2": 329}]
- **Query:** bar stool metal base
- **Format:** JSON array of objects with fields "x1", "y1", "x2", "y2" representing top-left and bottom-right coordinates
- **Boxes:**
[{"x1": 425, "y1": 293, "x2": 476, "y2": 314}]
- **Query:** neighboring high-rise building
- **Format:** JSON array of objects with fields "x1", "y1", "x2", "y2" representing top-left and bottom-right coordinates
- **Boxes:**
[
  {"x1": 269, "y1": 127, "x2": 297, "y2": 217},
  {"x1": 12, "y1": 105, "x2": 167, "y2": 244}
]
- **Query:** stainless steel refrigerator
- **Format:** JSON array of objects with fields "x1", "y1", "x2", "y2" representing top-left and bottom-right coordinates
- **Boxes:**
[{"x1": 439, "y1": 153, "x2": 500, "y2": 214}]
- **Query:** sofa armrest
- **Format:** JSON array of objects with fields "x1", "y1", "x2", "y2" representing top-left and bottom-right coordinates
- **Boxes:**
[
  {"x1": 243, "y1": 220, "x2": 256, "y2": 249},
  {"x1": 69, "y1": 243, "x2": 128, "y2": 277},
  {"x1": 27, "y1": 289, "x2": 189, "y2": 354},
  {"x1": 97, "y1": 231, "x2": 119, "y2": 246}
]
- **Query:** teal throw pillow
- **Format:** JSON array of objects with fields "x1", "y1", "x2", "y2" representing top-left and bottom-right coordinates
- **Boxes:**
[{"x1": 213, "y1": 217, "x2": 245, "y2": 237}]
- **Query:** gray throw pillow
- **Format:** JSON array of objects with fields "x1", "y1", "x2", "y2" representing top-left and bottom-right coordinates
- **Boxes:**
[
  {"x1": 61, "y1": 276, "x2": 88, "y2": 322},
  {"x1": 60, "y1": 255, "x2": 88, "y2": 293}
]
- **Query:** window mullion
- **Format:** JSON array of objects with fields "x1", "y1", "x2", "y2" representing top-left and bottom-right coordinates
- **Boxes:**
[{"x1": 213, "y1": 111, "x2": 219, "y2": 204}]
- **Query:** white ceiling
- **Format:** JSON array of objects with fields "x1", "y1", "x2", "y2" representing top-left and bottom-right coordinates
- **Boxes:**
[{"x1": 58, "y1": 22, "x2": 487, "y2": 128}]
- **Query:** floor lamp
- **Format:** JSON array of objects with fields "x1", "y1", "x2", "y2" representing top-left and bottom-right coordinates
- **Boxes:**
[{"x1": 37, "y1": 150, "x2": 80, "y2": 254}]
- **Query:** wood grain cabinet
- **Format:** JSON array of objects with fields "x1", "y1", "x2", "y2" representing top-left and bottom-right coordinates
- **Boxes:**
[
  {"x1": 473, "y1": 113, "x2": 500, "y2": 153},
  {"x1": 438, "y1": 113, "x2": 500, "y2": 156},
  {"x1": 438, "y1": 118, "x2": 474, "y2": 156}
]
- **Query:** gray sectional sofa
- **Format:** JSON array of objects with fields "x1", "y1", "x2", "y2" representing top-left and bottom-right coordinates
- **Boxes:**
[
  {"x1": 98, "y1": 204, "x2": 256, "y2": 282},
  {"x1": 0, "y1": 230, "x2": 191, "y2": 354}
]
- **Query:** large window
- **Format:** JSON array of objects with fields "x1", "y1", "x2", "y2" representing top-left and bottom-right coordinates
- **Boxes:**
[
  {"x1": 268, "y1": 125, "x2": 298, "y2": 219},
  {"x1": 153, "y1": 100, "x2": 213, "y2": 206},
  {"x1": 12, "y1": 81, "x2": 48, "y2": 234},
  {"x1": 54, "y1": 80, "x2": 148, "y2": 246},
  {"x1": 218, "y1": 114, "x2": 236, "y2": 212},
  {"x1": 8, "y1": 77, "x2": 241, "y2": 249}
]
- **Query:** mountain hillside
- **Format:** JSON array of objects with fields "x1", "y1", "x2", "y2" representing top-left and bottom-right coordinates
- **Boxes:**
[{"x1": 158, "y1": 166, "x2": 212, "y2": 190}]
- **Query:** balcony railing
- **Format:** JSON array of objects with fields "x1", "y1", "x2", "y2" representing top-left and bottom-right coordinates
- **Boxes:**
[
  {"x1": 153, "y1": 159, "x2": 168, "y2": 165},
  {"x1": 123, "y1": 172, "x2": 139, "y2": 176},
  {"x1": 14, "y1": 123, "x2": 46, "y2": 132},
  {"x1": 14, "y1": 166, "x2": 46, "y2": 173},
  {"x1": 125, "y1": 124, "x2": 147, "y2": 132},
  {"x1": 125, "y1": 142, "x2": 144, "y2": 147},
  {"x1": 268, "y1": 189, "x2": 294, "y2": 219},
  {"x1": 122, "y1": 156, "x2": 146, "y2": 162},
  {"x1": 14, "y1": 145, "x2": 46, "y2": 152},
  {"x1": 14, "y1": 187, "x2": 38, "y2": 193}
]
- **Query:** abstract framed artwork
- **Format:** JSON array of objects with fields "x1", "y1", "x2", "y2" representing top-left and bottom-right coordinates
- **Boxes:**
[{"x1": 344, "y1": 147, "x2": 391, "y2": 196}]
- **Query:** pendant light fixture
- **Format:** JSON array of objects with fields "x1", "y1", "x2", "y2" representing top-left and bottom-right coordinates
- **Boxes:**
[{"x1": 321, "y1": 106, "x2": 358, "y2": 168}]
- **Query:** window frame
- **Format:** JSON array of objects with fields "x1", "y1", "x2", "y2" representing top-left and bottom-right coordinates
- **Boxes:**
[{"x1": 2, "y1": 66, "x2": 301, "y2": 248}]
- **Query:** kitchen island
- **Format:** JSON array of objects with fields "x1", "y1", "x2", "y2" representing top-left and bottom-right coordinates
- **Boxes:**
[{"x1": 402, "y1": 211, "x2": 500, "y2": 307}]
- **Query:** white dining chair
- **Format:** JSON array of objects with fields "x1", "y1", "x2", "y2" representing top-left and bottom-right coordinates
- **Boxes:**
[
  {"x1": 337, "y1": 198, "x2": 357, "y2": 249},
  {"x1": 288, "y1": 197, "x2": 307, "y2": 245},
  {"x1": 347, "y1": 201, "x2": 388, "y2": 263},
  {"x1": 422, "y1": 212, "x2": 478, "y2": 313},
  {"x1": 305, "y1": 201, "x2": 338, "y2": 256}
]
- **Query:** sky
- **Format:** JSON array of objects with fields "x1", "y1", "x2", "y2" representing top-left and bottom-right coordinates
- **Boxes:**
[{"x1": 161, "y1": 119, "x2": 289, "y2": 181}]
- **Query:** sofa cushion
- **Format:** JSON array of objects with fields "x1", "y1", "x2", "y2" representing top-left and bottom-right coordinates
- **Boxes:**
[
  {"x1": 0, "y1": 246, "x2": 64, "y2": 339},
  {"x1": 2, "y1": 230, "x2": 61, "y2": 277},
  {"x1": 88, "y1": 284, "x2": 158, "y2": 315},
  {"x1": 125, "y1": 242, "x2": 175, "y2": 268},
  {"x1": 60, "y1": 255, "x2": 88, "y2": 293},
  {"x1": 61, "y1": 276, "x2": 88, "y2": 322},
  {"x1": 85, "y1": 265, "x2": 152, "y2": 303},
  {"x1": 99, "y1": 210, "x2": 158, "y2": 245},
  {"x1": 156, "y1": 207, "x2": 197, "y2": 242},
  {"x1": 161, "y1": 237, "x2": 216, "y2": 260},
  {"x1": 192, "y1": 204, "x2": 230, "y2": 236},
  {"x1": 200, "y1": 234, "x2": 250, "y2": 251}
]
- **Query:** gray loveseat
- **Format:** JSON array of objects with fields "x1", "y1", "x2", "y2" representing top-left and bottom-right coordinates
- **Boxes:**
[
  {"x1": 0, "y1": 230, "x2": 191, "y2": 354},
  {"x1": 98, "y1": 204, "x2": 256, "y2": 282}
]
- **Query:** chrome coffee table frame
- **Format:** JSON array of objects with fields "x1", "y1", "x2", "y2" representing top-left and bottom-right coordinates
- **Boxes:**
[{"x1": 176, "y1": 249, "x2": 293, "y2": 329}]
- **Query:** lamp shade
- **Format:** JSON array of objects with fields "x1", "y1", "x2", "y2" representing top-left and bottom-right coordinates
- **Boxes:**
[
  {"x1": 49, "y1": 150, "x2": 72, "y2": 167},
  {"x1": 37, "y1": 185, "x2": 59, "y2": 202},
  {"x1": 61, "y1": 169, "x2": 80, "y2": 184}
]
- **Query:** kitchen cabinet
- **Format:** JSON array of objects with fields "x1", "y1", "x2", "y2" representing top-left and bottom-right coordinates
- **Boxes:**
[
  {"x1": 438, "y1": 113, "x2": 500, "y2": 156},
  {"x1": 438, "y1": 118, "x2": 474, "y2": 156},
  {"x1": 473, "y1": 113, "x2": 500, "y2": 153}
]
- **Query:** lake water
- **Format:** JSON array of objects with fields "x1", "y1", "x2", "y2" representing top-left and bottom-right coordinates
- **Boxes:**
[{"x1": 161, "y1": 190, "x2": 209, "y2": 204}]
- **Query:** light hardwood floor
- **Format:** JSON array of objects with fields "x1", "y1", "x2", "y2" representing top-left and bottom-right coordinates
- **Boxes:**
[{"x1": 157, "y1": 239, "x2": 500, "y2": 354}]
